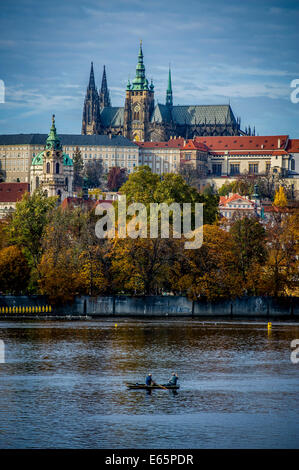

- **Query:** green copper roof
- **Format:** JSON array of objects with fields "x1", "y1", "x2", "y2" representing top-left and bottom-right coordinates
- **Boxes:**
[
  {"x1": 32, "y1": 151, "x2": 73, "y2": 166},
  {"x1": 32, "y1": 115, "x2": 73, "y2": 166},
  {"x1": 31, "y1": 151, "x2": 44, "y2": 166},
  {"x1": 46, "y1": 115, "x2": 62, "y2": 151},
  {"x1": 131, "y1": 41, "x2": 150, "y2": 91}
]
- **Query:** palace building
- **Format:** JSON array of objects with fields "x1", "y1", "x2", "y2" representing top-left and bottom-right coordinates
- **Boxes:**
[{"x1": 81, "y1": 42, "x2": 244, "y2": 142}]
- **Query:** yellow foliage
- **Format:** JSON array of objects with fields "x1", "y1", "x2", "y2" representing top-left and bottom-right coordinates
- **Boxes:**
[{"x1": 273, "y1": 186, "x2": 287, "y2": 207}]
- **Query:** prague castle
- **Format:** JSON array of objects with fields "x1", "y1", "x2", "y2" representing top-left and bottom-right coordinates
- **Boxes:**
[{"x1": 81, "y1": 42, "x2": 244, "y2": 142}]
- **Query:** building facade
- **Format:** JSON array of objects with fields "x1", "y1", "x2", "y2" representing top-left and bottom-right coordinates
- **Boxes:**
[
  {"x1": 1, "y1": 130, "x2": 298, "y2": 197},
  {"x1": 81, "y1": 42, "x2": 243, "y2": 141},
  {"x1": 0, "y1": 128, "x2": 139, "y2": 184}
]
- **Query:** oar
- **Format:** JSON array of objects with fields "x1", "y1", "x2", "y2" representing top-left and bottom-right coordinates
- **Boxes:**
[{"x1": 155, "y1": 383, "x2": 168, "y2": 390}]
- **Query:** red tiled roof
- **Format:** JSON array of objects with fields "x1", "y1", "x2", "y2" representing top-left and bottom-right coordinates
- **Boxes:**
[
  {"x1": 219, "y1": 193, "x2": 255, "y2": 206},
  {"x1": 136, "y1": 139, "x2": 184, "y2": 149},
  {"x1": 209, "y1": 150, "x2": 275, "y2": 156},
  {"x1": 194, "y1": 135, "x2": 289, "y2": 151},
  {"x1": 182, "y1": 140, "x2": 208, "y2": 151},
  {"x1": 286, "y1": 139, "x2": 299, "y2": 152},
  {"x1": 0, "y1": 183, "x2": 29, "y2": 203}
]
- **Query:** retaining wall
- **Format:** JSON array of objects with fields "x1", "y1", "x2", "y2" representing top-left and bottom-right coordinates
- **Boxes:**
[{"x1": 0, "y1": 295, "x2": 298, "y2": 318}]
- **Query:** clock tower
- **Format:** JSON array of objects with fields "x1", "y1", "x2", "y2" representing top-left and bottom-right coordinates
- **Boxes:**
[{"x1": 124, "y1": 41, "x2": 155, "y2": 142}]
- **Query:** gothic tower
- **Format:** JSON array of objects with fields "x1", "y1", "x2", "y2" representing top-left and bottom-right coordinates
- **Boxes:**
[
  {"x1": 123, "y1": 41, "x2": 155, "y2": 142},
  {"x1": 165, "y1": 67, "x2": 173, "y2": 108},
  {"x1": 99, "y1": 65, "x2": 111, "y2": 110},
  {"x1": 81, "y1": 62, "x2": 101, "y2": 134}
]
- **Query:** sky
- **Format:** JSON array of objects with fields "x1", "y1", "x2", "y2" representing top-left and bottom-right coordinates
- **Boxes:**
[{"x1": 0, "y1": 0, "x2": 299, "y2": 137}]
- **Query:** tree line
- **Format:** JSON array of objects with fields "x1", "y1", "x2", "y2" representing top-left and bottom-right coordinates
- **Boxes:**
[{"x1": 0, "y1": 167, "x2": 298, "y2": 304}]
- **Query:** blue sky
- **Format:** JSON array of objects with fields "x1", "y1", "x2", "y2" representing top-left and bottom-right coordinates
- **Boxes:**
[{"x1": 0, "y1": 0, "x2": 299, "y2": 137}]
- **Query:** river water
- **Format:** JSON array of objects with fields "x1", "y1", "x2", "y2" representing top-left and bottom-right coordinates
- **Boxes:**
[{"x1": 0, "y1": 319, "x2": 298, "y2": 449}]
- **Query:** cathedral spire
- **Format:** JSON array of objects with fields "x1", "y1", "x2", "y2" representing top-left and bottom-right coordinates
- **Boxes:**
[
  {"x1": 82, "y1": 62, "x2": 101, "y2": 135},
  {"x1": 88, "y1": 62, "x2": 96, "y2": 89},
  {"x1": 166, "y1": 66, "x2": 173, "y2": 107},
  {"x1": 99, "y1": 65, "x2": 111, "y2": 110}
]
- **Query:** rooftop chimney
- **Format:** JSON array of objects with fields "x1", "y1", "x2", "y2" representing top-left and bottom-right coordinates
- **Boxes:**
[{"x1": 278, "y1": 138, "x2": 281, "y2": 148}]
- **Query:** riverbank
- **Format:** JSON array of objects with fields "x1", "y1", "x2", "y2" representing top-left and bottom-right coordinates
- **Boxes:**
[{"x1": 0, "y1": 295, "x2": 298, "y2": 318}]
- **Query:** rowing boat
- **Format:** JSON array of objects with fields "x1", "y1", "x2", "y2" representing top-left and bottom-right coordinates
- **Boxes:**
[{"x1": 125, "y1": 382, "x2": 180, "y2": 390}]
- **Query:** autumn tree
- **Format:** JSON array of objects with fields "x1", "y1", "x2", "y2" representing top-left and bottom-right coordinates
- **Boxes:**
[
  {"x1": 0, "y1": 245, "x2": 30, "y2": 294},
  {"x1": 170, "y1": 225, "x2": 244, "y2": 301},
  {"x1": 260, "y1": 213, "x2": 299, "y2": 297},
  {"x1": 107, "y1": 167, "x2": 127, "y2": 192},
  {"x1": 230, "y1": 216, "x2": 267, "y2": 291},
  {"x1": 273, "y1": 186, "x2": 288, "y2": 207},
  {"x1": 38, "y1": 208, "x2": 82, "y2": 304},
  {"x1": 111, "y1": 236, "x2": 178, "y2": 295}
]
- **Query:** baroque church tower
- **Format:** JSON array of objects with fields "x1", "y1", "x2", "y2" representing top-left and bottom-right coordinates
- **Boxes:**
[
  {"x1": 123, "y1": 41, "x2": 155, "y2": 141},
  {"x1": 30, "y1": 115, "x2": 73, "y2": 201},
  {"x1": 81, "y1": 62, "x2": 101, "y2": 134}
]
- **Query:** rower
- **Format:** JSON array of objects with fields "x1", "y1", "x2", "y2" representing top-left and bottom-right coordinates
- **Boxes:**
[
  {"x1": 167, "y1": 372, "x2": 179, "y2": 386},
  {"x1": 145, "y1": 373, "x2": 154, "y2": 386}
]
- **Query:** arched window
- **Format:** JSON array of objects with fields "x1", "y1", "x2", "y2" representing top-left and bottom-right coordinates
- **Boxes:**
[
  {"x1": 57, "y1": 189, "x2": 61, "y2": 201},
  {"x1": 36, "y1": 176, "x2": 39, "y2": 188},
  {"x1": 46, "y1": 162, "x2": 50, "y2": 173},
  {"x1": 291, "y1": 159, "x2": 295, "y2": 171},
  {"x1": 56, "y1": 162, "x2": 60, "y2": 174},
  {"x1": 65, "y1": 177, "x2": 68, "y2": 191}
]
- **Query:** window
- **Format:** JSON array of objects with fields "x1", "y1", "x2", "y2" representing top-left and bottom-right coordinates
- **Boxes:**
[
  {"x1": 249, "y1": 163, "x2": 258, "y2": 174},
  {"x1": 56, "y1": 162, "x2": 60, "y2": 174},
  {"x1": 46, "y1": 162, "x2": 50, "y2": 173},
  {"x1": 230, "y1": 163, "x2": 240, "y2": 175},
  {"x1": 266, "y1": 162, "x2": 271, "y2": 173},
  {"x1": 212, "y1": 163, "x2": 222, "y2": 175}
]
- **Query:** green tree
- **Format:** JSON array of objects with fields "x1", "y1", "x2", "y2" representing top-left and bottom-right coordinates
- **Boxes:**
[
  {"x1": 120, "y1": 167, "x2": 219, "y2": 225},
  {"x1": 84, "y1": 160, "x2": 104, "y2": 188},
  {"x1": 8, "y1": 189, "x2": 57, "y2": 271},
  {"x1": 119, "y1": 166, "x2": 160, "y2": 205},
  {"x1": 218, "y1": 181, "x2": 236, "y2": 196}
]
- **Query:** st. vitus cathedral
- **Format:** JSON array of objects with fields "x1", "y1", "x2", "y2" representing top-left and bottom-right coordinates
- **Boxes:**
[{"x1": 82, "y1": 42, "x2": 252, "y2": 142}]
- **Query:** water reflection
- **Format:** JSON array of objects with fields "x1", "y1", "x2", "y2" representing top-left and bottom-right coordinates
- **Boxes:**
[{"x1": 0, "y1": 320, "x2": 298, "y2": 448}]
